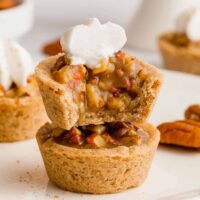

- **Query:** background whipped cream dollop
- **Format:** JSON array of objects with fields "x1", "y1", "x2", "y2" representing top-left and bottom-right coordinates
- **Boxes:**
[
  {"x1": 60, "y1": 18, "x2": 127, "y2": 69},
  {"x1": 0, "y1": 39, "x2": 34, "y2": 90},
  {"x1": 176, "y1": 8, "x2": 200, "y2": 41}
]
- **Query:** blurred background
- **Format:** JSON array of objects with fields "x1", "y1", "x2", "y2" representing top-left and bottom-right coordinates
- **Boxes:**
[{"x1": 1, "y1": 0, "x2": 200, "y2": 69}]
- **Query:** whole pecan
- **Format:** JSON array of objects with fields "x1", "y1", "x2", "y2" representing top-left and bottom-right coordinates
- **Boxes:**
[
  {"x1": 185, "y1": 104, "x2": 200, "y2": 122},
  {"x1": 157, "y1": 120, "x2": 200, "y2": 148},
  {"x1": 42, "y1": 39, "x2": 62, "y2": 56}
]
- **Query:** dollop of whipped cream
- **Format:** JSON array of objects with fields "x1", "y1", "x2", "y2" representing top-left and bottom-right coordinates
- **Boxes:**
[
  {"x1": 60, "y1": 18, "x2": 127, "y2": 69},
  {"x1": 0, "y1": 39, "x2": 34, "y2": 90},
  {"x1": 176, "y1": 8, "x2": 200, "y2": 41}
]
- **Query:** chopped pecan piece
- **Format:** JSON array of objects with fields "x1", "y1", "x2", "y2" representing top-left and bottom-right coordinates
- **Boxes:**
[
  {"x1": 52, "y1": 127, "x2": 64, "y2": 137},
  {"x1": 158, "y1": 120, "x2": 200, "y2": 148},
  {"x1": 85, "y1": 124, "x2": 106, "y2": 134},
  {"x1": 86, "y1": 133, "x2": 107, "y2": 148},
  {"x1": 86, "y1": 84, "x2": 105, "y2": 110},
  {"x1": 52, "y1": 55, "x2": 66, "y2": 72},
  {"x1": 185, "y1": 104, "x2": 200, "y2": 122},
  {"x1": 102, "y1": 133, "x2": 120, "y2": 145},
  {"x1": 107, "y1": 96, "x2": 125, "y2": 111},
  {"x1": 92, "y1": 59, "x2": 108, "y2": 75},
  {"x1": 68, "y1": 135, "x2": 83, "y2": 145}
]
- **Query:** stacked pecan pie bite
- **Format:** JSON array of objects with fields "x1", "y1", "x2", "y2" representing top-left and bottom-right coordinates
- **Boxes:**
[{"x1": 36, "y1": 18, "x2": 163, "y2": 194}]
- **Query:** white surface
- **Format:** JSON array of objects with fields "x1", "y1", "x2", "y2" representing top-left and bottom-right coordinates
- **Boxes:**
[
  {"x1": 127, "y1": 0, "x2": 200, "y2": 51},
  {"x1": 0, "y1": 70, "x2": 200, "y2": 200},
  {"x1": 0, "y1": 0, "x2": 34, "y2": 39},
  {"x1": 34, "y1": 0, "x2": 141, "y2": 29}
]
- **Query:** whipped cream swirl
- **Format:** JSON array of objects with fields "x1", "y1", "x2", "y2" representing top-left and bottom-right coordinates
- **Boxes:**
[
  {"x1": 60, "y1": 18, "x2": 127, "y2": 69},
  {"x1": 0, "y1": 39, "x2": 34, "y2": 90},
  {"x1": 176, "y1": 8, "x2": 200, "y2": 41}
]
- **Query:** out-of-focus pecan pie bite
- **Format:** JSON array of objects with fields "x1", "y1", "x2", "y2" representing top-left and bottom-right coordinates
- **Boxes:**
[
  {"x1": 0, "y1": 39, "x2": 48, "y2": 142},
  {"x1": 36, "y1": 18, "x2": 163, "y2": 130},
  {"x1": 159, "y1": 8, "x2": 200, "y2": 75}
]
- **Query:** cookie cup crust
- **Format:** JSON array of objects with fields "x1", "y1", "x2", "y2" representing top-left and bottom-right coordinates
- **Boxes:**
[
  {"x1": 159, "y1": 33, "x2": 200, "y2": 75},
  {"x1": 36, "y1": 122, "x2": 160, "y2": 194},
  {"x1": 0, "y1": 96, "x2": 48, "y2": 142},
  {"x1": 35, "y1": 54, "x2": 163, "y2": 130}
]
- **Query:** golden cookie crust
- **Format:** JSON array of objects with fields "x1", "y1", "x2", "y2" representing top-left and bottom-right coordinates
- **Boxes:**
[
  {"x1": 35, "y1": 54, "x2": 163, "y2": 130},
  {"x1": 36, "y1": 122, "x2": 160, "y2": 194},
  {"x1": 0, "y1": 96, "x2": 48, "y2": 142},
  {"x1": 159, "y1": 33, "x2": 200, "y2": 75}
]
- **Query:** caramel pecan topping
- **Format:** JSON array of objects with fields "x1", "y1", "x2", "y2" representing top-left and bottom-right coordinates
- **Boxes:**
[
  {"x1": 185, "y1": 104, "x2": 200, "y2": 122},
  {"x1": 158, "y1": 120, "x2": 200, "y2": 148},
  {"x1": 52, "y1": 52, "x2": 147, "y2": 113},
  {"x1": 53, "y1": 122, "x2": 148, "y2": 148}
]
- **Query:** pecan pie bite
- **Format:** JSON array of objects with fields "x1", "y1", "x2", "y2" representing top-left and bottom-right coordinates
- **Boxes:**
[
  {"x1": 0, "y1": 76, "x2": 48, "y2": 142},
  {"x1": 0, "y1": 40, "x2": 48, "y2": 142},
  {"x1": 159, "y1": 33, "x2": 200, "y2": 75},
  {"x1": 36, "y1": 121, "x2": 160, "y2": 194},
  {"x1": 36, "y1": 19, "x2": 162, "y2": 194},
  {"x1": 159, "y1": 8, "x2": 200, "y2": 75},
  {"x1": 36, "y1": 52, "x2": 163, "y2": 130},
  {"x1": 36, "y1": 18, "x2": 163, "y2": 130}
]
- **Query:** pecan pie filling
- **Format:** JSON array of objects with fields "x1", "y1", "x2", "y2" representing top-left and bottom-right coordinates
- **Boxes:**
[
  {"x1": 52, "y1": 122, "x2": 149, "y2": 148},
  {"x1": 0, "y1": 75, "x2": 39, "y2": 98},
  {"x1": 52, "y1": 51, "x2": 147, "y2": 112}
]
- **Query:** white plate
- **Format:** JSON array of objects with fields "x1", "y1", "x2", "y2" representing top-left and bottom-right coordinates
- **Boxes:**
[{"x1": 0, "y1": 70, "x2": 200, "y2": 200}]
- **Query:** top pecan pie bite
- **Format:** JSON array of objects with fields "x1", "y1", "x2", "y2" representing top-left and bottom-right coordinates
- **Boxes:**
[
  {"x1": 36, "y1": 18, "x2": 163, "y2": 130},
  {"x1": 36, "y1": 52, "x2": 162, "y2": 130}
]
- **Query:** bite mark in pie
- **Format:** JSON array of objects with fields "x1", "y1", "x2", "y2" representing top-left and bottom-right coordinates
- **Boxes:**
[{"x1": 36, "y1": 52, "x2": 163, "y2": 130}]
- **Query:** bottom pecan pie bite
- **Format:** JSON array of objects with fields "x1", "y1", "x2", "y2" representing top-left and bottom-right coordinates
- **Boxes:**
[
  {"x1": 36, "y1": 121, "x2": 160, "y2": 194},
  {"x1": 36, "y1": 52, "x2": 163, "y2": 130}
]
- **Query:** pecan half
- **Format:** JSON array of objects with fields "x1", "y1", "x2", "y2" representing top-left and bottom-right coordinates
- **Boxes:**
[
  {"x1": 42, "y1": 39, "x2": 62, "y2": 56},
  {"x1": 185, "y1": 104, "x2": 200, "y2": 122},
  {"x1": 157, "y1": 120, "x2": 200, "y2": 148}
]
